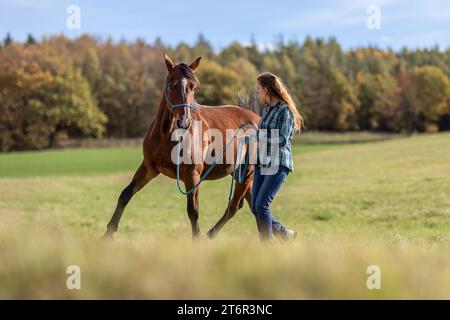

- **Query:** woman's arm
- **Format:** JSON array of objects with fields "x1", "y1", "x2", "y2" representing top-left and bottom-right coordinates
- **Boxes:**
[{"x1": 276, "y1": 107, "x2": 294, "y2": 148}]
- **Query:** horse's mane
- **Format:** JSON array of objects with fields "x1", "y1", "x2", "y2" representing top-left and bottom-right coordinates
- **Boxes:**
[{"x1": 177, "y1": 63, "x2": 201, "y2": 88}]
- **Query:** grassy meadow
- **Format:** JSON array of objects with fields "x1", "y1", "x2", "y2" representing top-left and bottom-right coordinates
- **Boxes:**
[{"x1": 0, "y1": 132, "x2": 450, "y2": 299}]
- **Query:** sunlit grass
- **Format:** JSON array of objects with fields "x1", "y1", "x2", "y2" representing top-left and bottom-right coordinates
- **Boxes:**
[{"x1": 0, "y1": 144, "x2": 332, "y2": 178}]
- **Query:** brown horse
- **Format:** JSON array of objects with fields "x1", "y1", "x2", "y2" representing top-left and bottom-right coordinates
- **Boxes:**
[{"x1": 103, "y1": 54, "x2": 260, "y2": 239}]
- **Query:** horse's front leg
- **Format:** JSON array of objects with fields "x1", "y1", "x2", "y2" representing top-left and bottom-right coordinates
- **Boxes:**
[
  {"x1": 187, "y1": 189, "x2": 200, "y2": 239},
  {"x1": 103, "y1": 161, "x2": 158, "y2": 238},
  {"x1": 184, "y1": 174, "x2": 201, "y2": 239}
]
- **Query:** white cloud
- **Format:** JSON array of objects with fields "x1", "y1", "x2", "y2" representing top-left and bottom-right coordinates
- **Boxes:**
[
  {"x1": 272, "y1": 0, "x2": 408, "y2": 30},
  {"x1": 241, "y1": 40, "x2": 276, "y2": 52},
  {"x1": 380, "y1": 36, "x2": 393, "y2": 43},
  {"x1": 270, "y1": 0, "x2": 450, "y2": 30}
]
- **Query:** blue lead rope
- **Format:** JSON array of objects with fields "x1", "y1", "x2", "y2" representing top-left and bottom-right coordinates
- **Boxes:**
[
  {"x1": 175, "y1": 123, "x2": 255, "y2": 201},
  {"x1": 228, "y1": 135, "x2": 251, "y2": 199}
]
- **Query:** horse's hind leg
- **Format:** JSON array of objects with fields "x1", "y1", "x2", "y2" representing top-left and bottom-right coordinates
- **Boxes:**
[
  {"x1": 207, "y1": 178, "x2": 252, "y2": 239},
  {"x1": 103, "y1": 161, "x2": 158, "y2": 238}
]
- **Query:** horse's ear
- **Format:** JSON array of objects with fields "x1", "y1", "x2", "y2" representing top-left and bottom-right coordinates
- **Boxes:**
[
  {"x1": 189, "y1": 56, "x2": 202, "y2": 72},
  {"x1": 164, "y1": 53, "x2": 175, "y2": 72}
]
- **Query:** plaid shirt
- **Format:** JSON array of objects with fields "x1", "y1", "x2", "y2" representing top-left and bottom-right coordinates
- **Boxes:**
[{"x1": 257, "y1": 101, "x2": 295, "y2": 172}]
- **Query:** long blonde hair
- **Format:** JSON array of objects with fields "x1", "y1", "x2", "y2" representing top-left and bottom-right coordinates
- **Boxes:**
[{"x1": 257, "y1": 72, "x2": 304, "y2": 133}]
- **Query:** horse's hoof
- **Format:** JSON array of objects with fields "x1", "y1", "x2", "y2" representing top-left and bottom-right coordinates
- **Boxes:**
[
  {"x1": 101, "y1": 231, "x2": 114, "y2": 240},
  {"x1": 206, "y1": 230, "x2": 216, "y2": 240},
  {"x1": 192, "y1": 233, "x2": 202, "y2": 241}
]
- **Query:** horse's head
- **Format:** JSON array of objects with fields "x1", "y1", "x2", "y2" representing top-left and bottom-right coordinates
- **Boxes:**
[{"x1": 164, "y1": 53, "x2": 201, "y2": 130}]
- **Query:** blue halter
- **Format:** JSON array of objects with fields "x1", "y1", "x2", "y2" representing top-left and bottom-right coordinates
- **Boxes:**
[{"x1": 164, "y1": 81, "x2": 195, "y2": 110}]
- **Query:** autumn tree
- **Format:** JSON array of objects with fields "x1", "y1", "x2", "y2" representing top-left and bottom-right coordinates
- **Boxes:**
[
  {"x1": 409, "y1": 66, "x2": 450, "y2": 132},
  {"x1": 1, "y1": 34, "x2": 450, "y2": 151},
  {"x1": 196, "y1": 60, "x2": 243, "y2": 106},
  {"x1": 0, "y1": 44, "x2": 106, "y2": 151}
]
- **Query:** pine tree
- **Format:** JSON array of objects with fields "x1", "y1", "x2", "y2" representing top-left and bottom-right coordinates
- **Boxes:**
[
  {"x1": 3, "y1": 32, "x2": 13, "y2": 46},
  {"x1": 25, "y1": 33, "x2": 36, "y2": 45}
]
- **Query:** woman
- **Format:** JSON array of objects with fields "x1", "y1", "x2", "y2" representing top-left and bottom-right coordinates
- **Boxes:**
[{"x1": 251, "y1": 72, "x2": 304, "y2": 241}]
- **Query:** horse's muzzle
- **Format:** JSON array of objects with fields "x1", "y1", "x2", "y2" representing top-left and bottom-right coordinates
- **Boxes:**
[{"x1": 177, "y1": 118, "x2": 191, "y2": 130}]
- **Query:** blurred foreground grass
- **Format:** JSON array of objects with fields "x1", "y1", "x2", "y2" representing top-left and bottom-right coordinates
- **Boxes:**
[{"x1": 1, "y1": 232, "x2": 450, "y2": 299}]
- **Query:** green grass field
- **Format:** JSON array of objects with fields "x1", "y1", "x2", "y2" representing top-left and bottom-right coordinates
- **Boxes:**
[{"x1": 1, "y1": 132, "x2": 449, "y2": 299}]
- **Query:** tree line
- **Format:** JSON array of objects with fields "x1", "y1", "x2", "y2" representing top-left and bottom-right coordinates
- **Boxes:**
[{"x1": 1, "y1": 33, "x2": 450, "y2": 151}]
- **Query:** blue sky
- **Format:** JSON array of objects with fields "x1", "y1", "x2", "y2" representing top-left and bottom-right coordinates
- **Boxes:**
[{"x1": 1, "y1": 0, "x2": 449, "y2": 51}]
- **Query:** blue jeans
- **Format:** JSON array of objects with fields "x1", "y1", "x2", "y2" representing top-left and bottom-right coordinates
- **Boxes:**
[{"x1": 251, "y1": 165, "x2": 289, "y2": 240}]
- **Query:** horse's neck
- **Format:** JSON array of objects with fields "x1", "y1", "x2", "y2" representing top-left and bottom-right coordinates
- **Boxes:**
[{"x1": 151, "y1": 96, "x2": 173, "y2": 140}]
